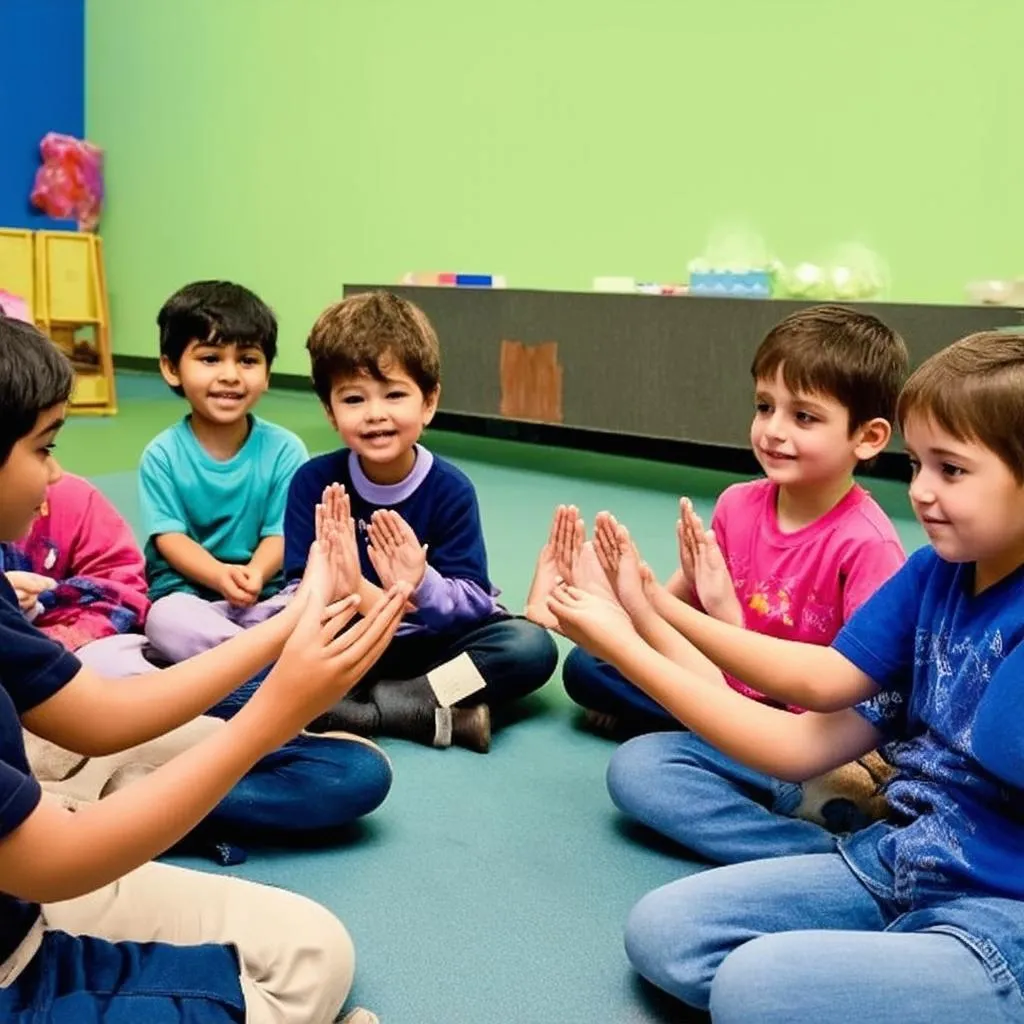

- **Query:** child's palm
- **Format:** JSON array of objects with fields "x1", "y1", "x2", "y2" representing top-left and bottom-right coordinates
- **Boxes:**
[
  {"x1": 694, "y1": 531, "x2": 743, "y2": 624},
  {"x1": 368, "y1": 510, "x2": 427, "y2": 591}
]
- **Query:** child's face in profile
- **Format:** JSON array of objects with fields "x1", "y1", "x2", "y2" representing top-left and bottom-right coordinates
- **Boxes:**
[
  {"x1": 325, "y1": 357, "x2": 439, "y2": 485},
  {"x1": 750, "y1": 367, "x2": 875, "y2": 490},
  {"x1": 160, "y1": 340, "x2": 270, "y2": 426},
  {"x1": 905, "y1": 414, "x2": 1024, "y2": 581},
  {"x1": 0, "y1": 403, "x2": 64, "y2": 542}
]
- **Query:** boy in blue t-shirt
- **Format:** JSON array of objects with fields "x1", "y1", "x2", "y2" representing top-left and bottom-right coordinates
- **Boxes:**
[
  {"x1": 139, "y1": 281, "x2": 309, "y2": 669},
  {"x1": 0, "y1": 313, "x2": 406, "y2": 1021},
  {"x1": 285, "y1": 291, "x2": 558, "y2": 752},
  {"x1": 543, "y1": 330, "x2": 1024, "y2": 1022}
]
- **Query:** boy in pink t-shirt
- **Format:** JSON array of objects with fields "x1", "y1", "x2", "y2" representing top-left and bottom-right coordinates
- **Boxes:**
[{"x1": 536, "y1": 305, "x2": 909, "y2": 858}]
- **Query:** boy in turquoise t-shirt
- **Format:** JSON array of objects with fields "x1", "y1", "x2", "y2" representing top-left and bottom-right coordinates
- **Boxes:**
[{"x1": 140, "y1": 281, "x2": 309, "y2": 669}]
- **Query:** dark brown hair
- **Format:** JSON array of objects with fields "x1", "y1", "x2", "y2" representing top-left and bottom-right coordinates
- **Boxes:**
[
  {"x1": 306, "y1": 291, "x2": 440, "y2": 404},
  {"x1": 751, "y1": 305, "x2": 908, "y2": 432},
  {"x1": 897, "y1": 331, "x2": 1024, "y2": 482}
]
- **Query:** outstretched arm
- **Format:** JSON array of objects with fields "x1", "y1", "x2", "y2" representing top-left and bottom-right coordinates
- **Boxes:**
[
  {"x1": 547, "y1": 584, "x2": 881, "y2": 780},
  {"x1": 3, "y1": 561, "x2": 408, "y2": 903},
  {"x1": 593, "y1": 517, "x2": 877, "y2": 712}
]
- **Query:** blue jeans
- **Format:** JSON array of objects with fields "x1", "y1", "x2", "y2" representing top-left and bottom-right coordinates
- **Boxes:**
[
  {"x1": 608, "y1": 731, "x2": 835, "y2": 863},
  {"x1": 625, "y1": 853, "x2": 1024, "y2": 1021},
  {"x1": 563, "y1": 648, "x2": 674, "y2": 726},
  {"x1": 0, "y1": 929, "x2": 243, "y2": 1022},
  {"x1": 361, "y1": 613, "x2": 558, "y2": 708},
  {"x1": 207, "y1": 732, "x2": 392, "y2": 837}
]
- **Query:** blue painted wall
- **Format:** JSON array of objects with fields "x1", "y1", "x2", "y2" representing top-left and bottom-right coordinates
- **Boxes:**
[{"x1": 0, "y1": 0, "x2": 85, "y2": 229}]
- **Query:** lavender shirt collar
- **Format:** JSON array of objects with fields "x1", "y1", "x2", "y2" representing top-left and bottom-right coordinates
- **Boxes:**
[{"x1": 348, "y1": 444, "x2": 434, "y2": 505}]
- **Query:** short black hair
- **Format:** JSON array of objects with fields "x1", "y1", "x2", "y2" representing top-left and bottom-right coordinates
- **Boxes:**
[
  {"x1": 157, "y1": 280, "x2": 278, "y2": 397},
  {"x1": 0, "y1": 314, "x2": 74, "y2": 467}
]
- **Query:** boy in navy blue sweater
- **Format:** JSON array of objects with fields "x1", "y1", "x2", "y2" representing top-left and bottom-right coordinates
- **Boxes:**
[{"x1": 285, "y1": 291, "x2": 557, "y2": 751}]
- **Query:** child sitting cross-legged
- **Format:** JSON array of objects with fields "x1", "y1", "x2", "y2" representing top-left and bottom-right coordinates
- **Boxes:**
[
  {"x1": 529, "y1": 305, "x2": 909, "y2": 853},
  {"x1": 286, "y1": 291, "x2": 558, "y2": 752},
  {"x1": 139, "y1": 280, "x2": 310, "y2": 676}
]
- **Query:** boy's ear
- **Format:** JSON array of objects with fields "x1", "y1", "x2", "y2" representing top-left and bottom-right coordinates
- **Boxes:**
[
  {"x1": 853, "y1": 417, "x2": 892, "y2": 461},
  {"x1": 159, "y1": 355, "x2": 182, "y2": 390},
  {"x1": 421, "y1": 384, "x2": 441, "y2": 427}
]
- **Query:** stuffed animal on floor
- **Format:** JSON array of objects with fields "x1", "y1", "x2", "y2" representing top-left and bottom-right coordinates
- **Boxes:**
[{"x1": 795, "y1": 750, "x2": 896, "y2": 833}]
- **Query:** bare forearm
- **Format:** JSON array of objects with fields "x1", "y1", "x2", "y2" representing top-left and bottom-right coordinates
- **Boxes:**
[
  {"x1": 24, "y1": 610, "x2": 295, "y2": 756},
  {"x1": 248, "y1": 536, "x2": 284, "y2": 581},
  {"x1": 632, "y1": 604, "x2": 728, "y2": 686},
  {"x1": 154, "y1": 533, "x2": 223, "y2": 591},
  {"x1": 610, "y1": 637, "x2": 878, "y2": 780},
  {"x1": 647, "y1": 585, "x2": 861, "y2": 710},
  {"x1": 9, "y1": 695, "x2": 295, "y2": 902}
]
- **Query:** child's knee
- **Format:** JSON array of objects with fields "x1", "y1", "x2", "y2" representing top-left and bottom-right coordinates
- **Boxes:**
[
  {"x1": 624, "y1": 883, "x2": 714, "y2": 1009},
  {"x1": 607, "y1": 735, "x2": 662, "y2": 813},
  {"x1": 503, "y1": 617, "x2": 558, "y2": 686},
  {"x1": 708, "y1": 934, "x2": 794, "y2": 1023},
  {"x1": 248, "y1": 895, "x2": 355, "y2": 1020},
  {"x1": 560, "y1": 646, "x2": 602, "y2": 703},
  {"x1": 145, "y1": 593, "x2": 204, "y2": 642},
  {"x1": 607, "y1": 732, "x2": 693, "y2": 816}
]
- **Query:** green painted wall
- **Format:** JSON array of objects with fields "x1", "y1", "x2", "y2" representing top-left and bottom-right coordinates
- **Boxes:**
[{"x1": 87, "y1": 0, "x2": 1022, "y2": 376}]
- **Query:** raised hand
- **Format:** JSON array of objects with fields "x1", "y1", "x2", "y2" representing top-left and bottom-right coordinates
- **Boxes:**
[
  {"x1": 316, "y1": 483, "x2": 362, "y2": 600},
  {"x1": 268, "y1": 539, "x2": 410, "y2": 729},
  {"x1": 553, "y1": 504, "x2": 584, "y2": 584},
  {"x1": 666, "y1": 497, "x2": 698, "y2": 600},
  {"x1": 366, "y1": 510, "x2": 427, "y2": 590},
  {"x1": 692, "y1": 527, "x2": 743, "y2": 626},
  {"x1": 592, "y1": 512, "x2": 651, "y2": 619},
  {"x1": 525, "y1": 508, "x2": 564, "y2": 630}
]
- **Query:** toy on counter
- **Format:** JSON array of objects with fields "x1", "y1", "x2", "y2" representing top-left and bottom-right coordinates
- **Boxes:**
[
  {"x1": 777, "y1": 244, "x2": 888, "y2": 302},
  {"x1": 30, "y1": 133, "x2": 104, "y2": 231},
  {"x1": 687, "y1": 223, "x2": 776, "y2": 299},
  {"x1": 401, "y1": 272, "x2": 507, "y2": 288}
]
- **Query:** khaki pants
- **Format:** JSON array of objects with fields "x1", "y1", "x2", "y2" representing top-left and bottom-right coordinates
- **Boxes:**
[
  {"x1": 40, "y1": 860, "x2": 354, "y2": 1024},
  {"x1": 20, "y1": 719, "x2": 357, "y2": 1022}
]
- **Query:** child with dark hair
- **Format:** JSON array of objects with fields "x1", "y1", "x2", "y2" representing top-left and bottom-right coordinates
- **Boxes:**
[
  {"x1": 0, "y1": 312, "x2": 407, "y2": 1023},
  {"x1": 139, "y1": 280, "x2": 309, "y2": 667}
]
